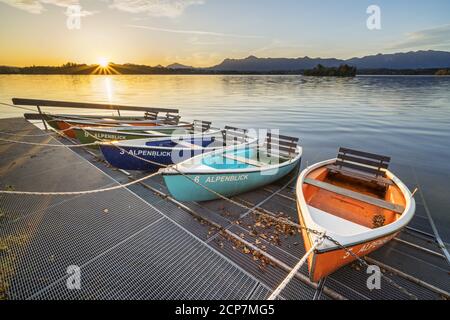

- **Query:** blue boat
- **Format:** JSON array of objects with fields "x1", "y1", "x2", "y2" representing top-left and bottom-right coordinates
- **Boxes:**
[
  {"x1": 99, "y1": 127, "x2": 256, "y2": 171},
  {"x1": 161, "y1": 133, "x2": 302, "y2": 202}
]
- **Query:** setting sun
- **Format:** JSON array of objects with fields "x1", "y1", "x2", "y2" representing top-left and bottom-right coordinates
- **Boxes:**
[{"x1": 98, "y1": 58, "x2": 109, "y2": 68}]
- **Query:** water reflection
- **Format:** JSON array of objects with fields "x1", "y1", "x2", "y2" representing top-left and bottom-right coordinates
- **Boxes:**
[{"x1": 104, "y1": 77, "x2": 114, "y2": 102}]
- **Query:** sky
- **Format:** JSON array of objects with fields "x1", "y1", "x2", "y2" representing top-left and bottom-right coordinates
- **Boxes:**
[{"x1": 0, "y1": 0, "x2": 449, "y2": 67}]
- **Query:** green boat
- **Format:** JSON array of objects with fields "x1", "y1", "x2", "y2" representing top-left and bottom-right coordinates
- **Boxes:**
[{"x1": 73, "y1": 120, "x2": 221, "y2": 147}]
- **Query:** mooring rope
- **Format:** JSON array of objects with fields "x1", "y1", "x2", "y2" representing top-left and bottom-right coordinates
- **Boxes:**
[
  {"x1": 0, "y1": 102, "x2": 37, "y2": 113},
  {"x1": 0, "y1": 127, "x2": 73, "y2": 137},
  {"x1": 0, "y1": 171, "x2": 160, "y2": 195},
  {"x1": 0, "y1": 137, "x2": 100, "y2": 148},
  {"x1": 410, "y1": 165, "x2": 450, "y2": 265},
  {"x1": 268, "y1": 235, "x2": 325, "y2": 300}
]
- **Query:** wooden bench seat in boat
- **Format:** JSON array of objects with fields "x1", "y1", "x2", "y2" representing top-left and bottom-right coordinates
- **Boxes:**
[
  {"x1": 327, "y1": 165, "x2": 393, "y2": 186},
  {"x1": 307, "y1": 205, "x2": 371, "y2": 235},
  {"x1": 304, "y1": 178, "x2": 405, "y2": 214},
  {"x1": 327, "y1": 147, "x2": 393, "y2": 186},
  {"x1": 193, "y1": 120, "x2": 212, "y2": 132},
  {"x1": 265, "y1": 132, "x2": 299, "y2": 158},
  {"x1": 223, "y1": 154, "x2": 264, "y2": 167},
  {"x1": 223, "y1": 126, "x2": 249, "y2": 146}
]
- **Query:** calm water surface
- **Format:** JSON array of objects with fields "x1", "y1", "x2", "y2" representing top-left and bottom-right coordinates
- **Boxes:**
[{"x1": 0, "y1": 75, "x2": 449, "y2": 241}]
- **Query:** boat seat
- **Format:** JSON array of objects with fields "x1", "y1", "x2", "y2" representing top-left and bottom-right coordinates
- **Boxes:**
[
  {"x1": 223, "y1": 154, "x2": 264, "y2": 167},
  {"x1": 327, "y1": 165, "x2": 393, "y2": 186},
  {"x1": 307, "y1": 205, "x2": 371, "y2": 235},
  {"x1": 176, "y1": 140, "x2": 204, "y2": 150},
  {"x1": 190, "y1": 163, "x2": 219, "y2": 171},
  {"x1": 304, "y1": 178, "x2": 405, "y2": 214},
  {"x1": 328, "y1": 147, "x2": 393, "y2": 186}
]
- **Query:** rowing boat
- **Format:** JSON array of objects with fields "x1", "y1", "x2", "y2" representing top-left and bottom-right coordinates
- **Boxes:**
[
  {"x1": 38, "y1": 113, "x2": 170, "y2": 129},
  {"x1": 161, "y1": 132, "x2": 301, "y2": 202},
  {"x1": 54, "y1": 117, "x2": 186, "y2": 138},
  {"x1": 98, "y1": 127, "x2": 256, "y2": 171},
  {"x1": 296, "y1": 147, "x2": 416, "y2": 282},
  {"x1": 73, "y1": 121, "x2": 217, "y2": 147}
]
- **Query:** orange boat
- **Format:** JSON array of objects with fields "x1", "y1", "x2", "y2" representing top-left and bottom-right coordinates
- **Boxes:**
[{"x1": 296, "y1": 147, "x2": 416, "y2": 282}]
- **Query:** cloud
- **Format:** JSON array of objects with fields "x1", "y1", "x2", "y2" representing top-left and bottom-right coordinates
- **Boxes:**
[
  {"x1": 388, "y1": 24, "x2": 450, "y2": 50},
  {"x1": 127, "y1": 24, "x2": 263, "y2": 39},
  {"x1": 0, "y1": 0, "x2": 94, "y2": 14},
  {"x1": 1, "y1": 0, "x2": 202, "y2": 18},
  {"x1": 109, "y1": 0, "x2": 204, "y2": 18}
]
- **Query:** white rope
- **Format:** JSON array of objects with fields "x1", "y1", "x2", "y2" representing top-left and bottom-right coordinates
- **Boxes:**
[
  {"x1": 0, "y1": 101, "x2": 37, "y2": 112},
  {"x1": 268, "y1": 235, "x2": 324, "y2": 300},
  {"x1": 0, "y1": 171, "x2": 160, "y2": 195},
  {"x1": 0, "y1": 137, "x2": 99, "y2": 148},
  {"x1": 0, "y1": 127, "x2": 72, "y2": 137}
]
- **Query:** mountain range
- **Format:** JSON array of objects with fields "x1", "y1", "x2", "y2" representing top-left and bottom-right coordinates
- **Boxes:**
[
  {"x1": 206, "y1": 50, "x2": 450, "y2": 72},
  {"x1": 1, "y1": 50, "x2": 450, "y2": 75},
  {"x1": 167, "y1": 63, "x2": 194, "y2": 69}
]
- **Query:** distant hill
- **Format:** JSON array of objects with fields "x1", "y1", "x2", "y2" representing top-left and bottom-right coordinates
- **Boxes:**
[
  {"x1": 1, "y1": 50, "x2": 450, "y2": 75},
  {"x1": 346, "y1": 51, "x2": 450, "y2": 69},
  {"x1": 209, "y1": 50, "x2": 450, "y2": 72},
  {"x1": 167, "y1": 63, "x2": 194, "y2": 69},
  {"x1": 210, "y1": 55, "x2": 343, "y2": 72}
]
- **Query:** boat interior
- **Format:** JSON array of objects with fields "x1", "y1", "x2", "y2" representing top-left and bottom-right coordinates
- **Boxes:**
[
  {"x1": 143, "y1": 136, "x2": 216, "y2": 149},
  {"x1": 302, "y1": 148, "x2": 406, "y2": 235},
  {"x1": 200, "y1": 131, "x2": 300, "y2": 171}
]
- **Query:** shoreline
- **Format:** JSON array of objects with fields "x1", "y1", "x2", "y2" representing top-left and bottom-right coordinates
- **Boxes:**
[{"x1": 0, "y1": 73, "x2": 450, "y2": 77}]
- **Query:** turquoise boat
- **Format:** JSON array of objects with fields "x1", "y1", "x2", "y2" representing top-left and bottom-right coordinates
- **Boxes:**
[{"x1": 161, "y1": 133, "x2": 302, "y2": 201}]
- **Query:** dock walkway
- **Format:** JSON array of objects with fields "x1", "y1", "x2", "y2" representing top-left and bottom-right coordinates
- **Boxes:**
[{"x1": 0, "y1": 118, "x2": 448, "y2": 300}]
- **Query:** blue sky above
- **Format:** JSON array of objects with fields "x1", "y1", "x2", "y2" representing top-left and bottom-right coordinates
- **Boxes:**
[{"x1": 0, "y1": 0, "x2": 449, "y2": 66}]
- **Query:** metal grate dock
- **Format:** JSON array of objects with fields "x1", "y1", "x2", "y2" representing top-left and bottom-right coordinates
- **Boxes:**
[{"x1": 1, "y1": 118, "x2": 449, "y2": 300}]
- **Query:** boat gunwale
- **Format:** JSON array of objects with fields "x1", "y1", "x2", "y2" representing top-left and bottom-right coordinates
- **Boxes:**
[
  {"x1": 73, "y1": 126, "x2": 221, "y2": 138},
  {"x1": 46, "y1": 114, "x2": 163, "y2": 121},
  {"x1": 100, "y1": 136, "x2": 258, "y2": 152},
  {"x1": 296, "y1": 158, "x2": 416, "y2": 251},
  {"x1": 161, "y1": 144, "x2": 302, "y2": 175},
  {"x1": 67, "y1": 120, "x2": 193, "y2": 128}
]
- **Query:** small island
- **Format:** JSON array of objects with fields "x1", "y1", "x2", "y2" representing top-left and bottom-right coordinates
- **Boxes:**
[
  {"x1": 435, "y1": 69, "x2": 450, "y2": 76},
  {"x1": 303, "y1": 64, "x2": 357, "y2": 77}
]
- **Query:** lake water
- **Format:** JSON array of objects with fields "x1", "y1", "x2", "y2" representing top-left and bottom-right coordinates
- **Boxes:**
[{"x1": 0, "y1": 74, "x2": 449, "y2": 241}]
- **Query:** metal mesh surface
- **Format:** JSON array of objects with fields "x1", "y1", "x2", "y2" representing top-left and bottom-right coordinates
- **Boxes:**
[{"x1": 1, "y1": 118, "x2": 448, "y2": 300}]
